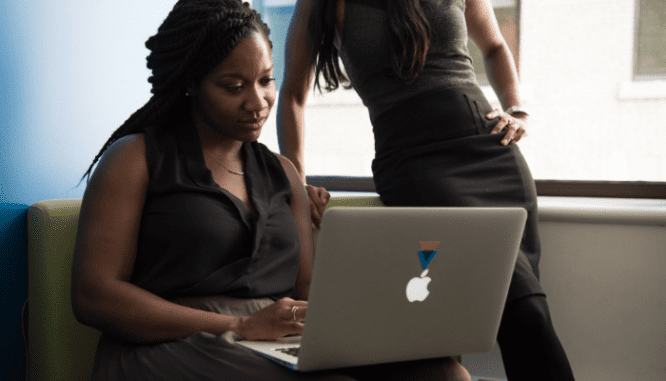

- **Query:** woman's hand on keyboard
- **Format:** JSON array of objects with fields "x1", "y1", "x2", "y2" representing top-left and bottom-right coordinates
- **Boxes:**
[{"x1": 232, "y1": 298, "x2": 307, "y2": 341}]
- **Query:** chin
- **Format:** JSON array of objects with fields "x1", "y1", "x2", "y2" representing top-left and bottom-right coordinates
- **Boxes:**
[{"x1": 240, "y1": 130, "x2": 262, "y2": 143}]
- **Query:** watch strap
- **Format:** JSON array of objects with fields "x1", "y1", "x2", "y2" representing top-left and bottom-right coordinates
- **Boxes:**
[{"x1": 505, "y1": 106, "x2": 529, "y2": 116}]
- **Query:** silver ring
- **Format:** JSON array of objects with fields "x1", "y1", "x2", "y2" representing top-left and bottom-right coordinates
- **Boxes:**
[{"x1": 292, "y1": 306, "x2": 298, "y2": 322}]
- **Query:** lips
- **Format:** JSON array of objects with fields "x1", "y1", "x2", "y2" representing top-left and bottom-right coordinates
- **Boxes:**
[{"x1": 238, "y1": 116, "x2": 266, "y2": 128}]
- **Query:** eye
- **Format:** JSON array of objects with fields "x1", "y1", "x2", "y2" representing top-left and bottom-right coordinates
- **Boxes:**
[
  {"x1": 260, "y1": 77, "x2": 276, "y2": 86},
  {"x1": 224, "y1": 83, "x2": 244, "y2": 94}
]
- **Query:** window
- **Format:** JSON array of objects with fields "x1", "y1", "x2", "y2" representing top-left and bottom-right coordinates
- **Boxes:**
[
  {"x1": 634, "y1": 0, "x2": 666, "y2": 79},
  {"x1": 254, "y1": 0, "x2": 666, "y2": 196},
  {"x1": 468, "y1": 0, "x2": 519, "y2": 86}
]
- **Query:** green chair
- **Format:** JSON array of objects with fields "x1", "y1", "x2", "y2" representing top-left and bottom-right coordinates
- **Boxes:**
[{"x1": 26, "y1": 199, "x2": 99, "y2": 381}]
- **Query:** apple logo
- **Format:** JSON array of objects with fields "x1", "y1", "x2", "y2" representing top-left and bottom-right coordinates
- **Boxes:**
[{"x1": 406, "y1": 269, "x2": 432, "y2": 302}]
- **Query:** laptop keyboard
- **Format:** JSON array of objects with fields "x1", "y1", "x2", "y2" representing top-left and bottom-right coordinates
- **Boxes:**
[{"x1": 275, "y1": 347, "x2": 300, "y2": 357}]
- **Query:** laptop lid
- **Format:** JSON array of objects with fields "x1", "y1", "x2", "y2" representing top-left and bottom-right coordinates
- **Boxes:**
[
  {"x1": 294, "y1": 206, "x2": 526, "y2": 371},
  {"x1": 237, "y1": 206, "x2": 526, "y2": 371}
]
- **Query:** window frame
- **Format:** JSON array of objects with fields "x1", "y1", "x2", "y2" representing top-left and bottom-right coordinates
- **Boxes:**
[
  {"x1": 633, "y1": 0, "x2": 666, "y2": 81},
  {"x1": 306, "y1": 176, "x2": 666, "y2": 199}
]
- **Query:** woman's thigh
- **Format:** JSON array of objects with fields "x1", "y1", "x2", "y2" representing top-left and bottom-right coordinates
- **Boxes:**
[{"x1": 91, "y1": 332, "x2": 356, "y2": 381}]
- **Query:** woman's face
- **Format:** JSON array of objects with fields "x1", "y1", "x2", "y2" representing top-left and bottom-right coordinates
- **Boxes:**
[{"x1": 194, "y1": 31, "x2": 275, "y2": 142}]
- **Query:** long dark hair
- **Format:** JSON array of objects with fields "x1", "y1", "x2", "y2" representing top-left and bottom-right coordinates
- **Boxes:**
[
  {"x1": 82, "y1": 0, "x2": 271, "y2": 182},
  {"x1": 308, "y1": 0, "x2": 431, "y2": 92}
]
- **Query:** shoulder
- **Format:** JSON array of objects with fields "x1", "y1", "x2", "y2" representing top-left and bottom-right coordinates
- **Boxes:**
[
  {"x1": 275, "y1": 152, "x2": 301, "y2": 182},
  {"x1": 88, "y1": 133, "x2": 148, "y2": 194},
  {"x1": 268, "y1": 148, "x2": 304, "y2": 191},
  {"x1": 274, "y1": 152, "x2": 310, "y2": 211},
  {"x1": 274, "y1": 153, "x2": 308, "y2": 198},
  {"x1": 99, "y1": 133, "x2": 147, "y2": 171},
  {"x1": 250, "y1": 142, "x2": 299, "y2": 179}
]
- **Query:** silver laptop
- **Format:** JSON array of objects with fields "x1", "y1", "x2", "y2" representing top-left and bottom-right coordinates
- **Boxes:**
[{"x1": 237, "y1": 206, "x2": 526, "y2": 371}]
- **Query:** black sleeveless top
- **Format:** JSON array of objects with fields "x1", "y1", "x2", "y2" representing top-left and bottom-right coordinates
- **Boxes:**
[
  {"x1": 339, "y1": 0, "x2": 479, "y2": 121},
  {"x1": 129, "y1": 123, "x2": 300, "y2": 300}
]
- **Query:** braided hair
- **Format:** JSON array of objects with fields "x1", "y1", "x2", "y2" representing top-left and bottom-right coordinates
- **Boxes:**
[
  {"x1": 309, "y1": 0, "x2": 431, "y2": 92},
  {"x1": 82, "y1": 0, "x2": 271, "y2": 182}
]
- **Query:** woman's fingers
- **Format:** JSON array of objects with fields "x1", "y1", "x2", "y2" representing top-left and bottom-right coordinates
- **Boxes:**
[
  {"x1": 501, "y1": 121, "x2": 520, "y2": 145},
  {"x1": 510, "y1": 125, "x2": 527, "y2": 144},
  {"x1": 486, "y1": 109, "x2": 528, "y2": 145},
  {"x1": 306, "y1": 185, "x2": 330, "y2": 228},
  {"x1": 236, "y1": 298, "x2": 308, "y2": 340},
  {"x1": 310, "y1": 200, "x2": 322, "y2": 229},
  {"x1": 486, "y1": 108, "x2": 502, "y2": 133},
  {"x1": 290, "y1": 305, "x2": 307, "y2": 322},
  {"x1": 276, "y1": 300, "x2": 307, "y2": 335}
]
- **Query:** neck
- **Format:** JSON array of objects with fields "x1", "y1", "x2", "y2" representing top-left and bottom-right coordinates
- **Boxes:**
[
  {"x1": 191, "y1": 98, "x2": 243, "y2": 151},
  {"x1": 189, "y1": 105, "x2": 245, "y2": 177}
]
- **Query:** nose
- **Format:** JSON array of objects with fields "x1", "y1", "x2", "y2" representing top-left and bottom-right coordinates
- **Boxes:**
[{"x1": 243, "y1": 83, "x2": 275, "y2": 114}]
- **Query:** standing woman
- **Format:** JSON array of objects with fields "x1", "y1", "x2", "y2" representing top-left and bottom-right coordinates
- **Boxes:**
[
  {"x1": 277, "y1": 1, "x2": 575, "y2": 380},
  {"x1": 73, "y1": 0, "x2": 470, "y2": 379}
]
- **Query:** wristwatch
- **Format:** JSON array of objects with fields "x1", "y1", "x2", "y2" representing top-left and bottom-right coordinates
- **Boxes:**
[{"x1": 504, "y1": 106, "x2": 529, "y2": 116}]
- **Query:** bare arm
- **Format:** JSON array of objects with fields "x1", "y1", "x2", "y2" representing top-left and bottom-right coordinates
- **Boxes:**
[
  {"x1": 71, "y1": 135, "x2": 305, "y2": 343},
  {"x1": 277, "y1": 0, "x2": 332, "y2": 227},
  {"x1": 277, "y1": 0, "x2": 316, "y2": 182},
  {"x1": 466, "y1": 0, "x2": 521, "y2": 109},
  {"x1": 277, "y1": 154, "x2": 315, "y2": 301},
  {"x1": 466, "y1": 0, "x2": 528, "y2": 144}
]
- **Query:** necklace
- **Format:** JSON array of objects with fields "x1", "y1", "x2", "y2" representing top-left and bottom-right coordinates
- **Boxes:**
[{"x1": 223, "y1": 165, "x2": 244, "y2": 176}]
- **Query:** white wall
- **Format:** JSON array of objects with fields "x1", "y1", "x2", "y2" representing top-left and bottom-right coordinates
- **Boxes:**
[
  {"x1": 518, "y1": 0, "x2": 666, "y2": 181},
  {"x1": 463, "y1": 197, "x2": 666, "y2": 381},
  {"x1": 540, "y1": 221, "x2": 666, "y2": 381}
]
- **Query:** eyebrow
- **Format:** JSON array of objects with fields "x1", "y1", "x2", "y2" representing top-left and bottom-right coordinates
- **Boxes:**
[{"x1": 219, "y1": 65, "x2": 275, "y2": 81}]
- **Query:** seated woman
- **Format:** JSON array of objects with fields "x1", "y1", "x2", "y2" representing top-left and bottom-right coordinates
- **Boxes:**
[{"x1": 71, "y1": 1, "x2": 470, "y2": 380}]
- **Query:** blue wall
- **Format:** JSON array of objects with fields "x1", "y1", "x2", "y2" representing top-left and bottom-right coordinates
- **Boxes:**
[
  {"x1": 0, "y1": 205, "x2": 27, "y2": 380},
  {"x1": 1, "y1": 1, "x2": 173, "y2": 378},
  {"x1": 253, "y1": 1, "x2": 297, "y2": 91}
]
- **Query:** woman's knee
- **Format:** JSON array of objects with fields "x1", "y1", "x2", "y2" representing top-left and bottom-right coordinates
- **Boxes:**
[
  {"x1": 443, "y1": 358, "x2": 472, "y2": 381},
  {"x1": 501, "y1": 295, "x2": 554, "y2": 336}
]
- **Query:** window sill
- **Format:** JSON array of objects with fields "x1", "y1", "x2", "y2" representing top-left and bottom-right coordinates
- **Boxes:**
[
  {"x1": 327, "y1": 192, "x2": 666, "y2": 227},
  {"x1": 617, "y1": 79, "x2": 666, "y2": 100},
  {"x1": 538, "y1": 196, "x2": 666, "y2": 226}
]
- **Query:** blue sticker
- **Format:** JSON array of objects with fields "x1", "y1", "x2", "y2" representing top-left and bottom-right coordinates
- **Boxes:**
[{"x1": 418, "y1": 250, "x2": 437, "y2": 270}]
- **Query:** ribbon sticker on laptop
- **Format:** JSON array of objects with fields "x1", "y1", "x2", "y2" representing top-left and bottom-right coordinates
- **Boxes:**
[{"x1": 418, "y1": 241, "x2": 440, "y2": 270}]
